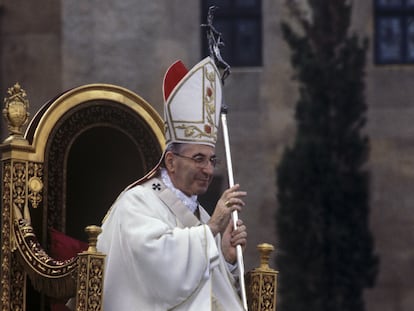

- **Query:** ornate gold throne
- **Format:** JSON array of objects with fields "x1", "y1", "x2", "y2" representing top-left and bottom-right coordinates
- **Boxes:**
[
  {"x1": 0, "y1": 83, "x2": 278, "y2": 311},
  {"x1": 0, "y1": 83, "x2": 164, "y2": 310}
]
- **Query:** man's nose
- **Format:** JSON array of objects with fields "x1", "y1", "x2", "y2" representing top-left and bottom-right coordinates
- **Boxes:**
[{"x1": 202, "y1": 161, "x2": 215, "y2": 174}]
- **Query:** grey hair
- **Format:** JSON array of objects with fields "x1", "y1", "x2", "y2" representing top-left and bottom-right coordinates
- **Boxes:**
[
  {"x1": 165, "y1": 142, "x2": 184, "y2": 153},
  {"x1": 162, "y1": 143, "x2": 185, "y2": 167}
]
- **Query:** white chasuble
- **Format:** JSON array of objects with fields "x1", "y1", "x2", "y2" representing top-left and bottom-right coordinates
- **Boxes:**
[{"x1": 97, "y1": 176, "x2": 244, "y2": 311}]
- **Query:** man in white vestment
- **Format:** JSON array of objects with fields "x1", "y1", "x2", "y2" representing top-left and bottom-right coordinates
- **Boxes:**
[{"x1": 97, "y1": 57, "x2": 248, "y2": 311}]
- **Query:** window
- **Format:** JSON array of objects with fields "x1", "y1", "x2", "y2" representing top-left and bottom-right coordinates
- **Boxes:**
[
  {"x1": 374, "y1": 0, "x2": 414, "y2": 64},
  {"x1": 201, "y1": 0, "x2": 262, "y2": 67}
]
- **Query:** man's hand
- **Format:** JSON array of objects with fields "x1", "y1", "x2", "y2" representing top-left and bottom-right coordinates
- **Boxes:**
[
  {"x1": 221, "y1": 219, "x2": 247, "y2": 264},
  {"x1": 207, "y1": 184, "x2": 246, "y2": 236}
]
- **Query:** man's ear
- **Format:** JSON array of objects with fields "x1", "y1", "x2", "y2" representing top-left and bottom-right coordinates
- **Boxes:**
[{"x1": 164, "y1": 151, "x2": 175, "y2": 172}]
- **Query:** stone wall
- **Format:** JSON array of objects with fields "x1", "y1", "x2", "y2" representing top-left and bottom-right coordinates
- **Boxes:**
[{"x1": 0, "y1": 0, "x2": 61, "y2": 136}]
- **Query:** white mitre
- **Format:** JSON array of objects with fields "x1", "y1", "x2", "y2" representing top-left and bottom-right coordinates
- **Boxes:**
[{"x1": 163, "y1": 57, "x2": 222, "y2": 148}]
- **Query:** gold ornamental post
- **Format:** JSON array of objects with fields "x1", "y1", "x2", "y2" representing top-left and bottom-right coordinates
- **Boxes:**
[
  {"x1": 75, "y1": 225, "x2": 105, "y2": 311},
  {"x1": 246, "y1": 243, "x2": 279, "y2": 311},
  {"x1": 2, "y1": 83, "x2": 30, "y2": 144},
  {"x1": 1, "y1": 83, "x2": 33, "y2": 311}
]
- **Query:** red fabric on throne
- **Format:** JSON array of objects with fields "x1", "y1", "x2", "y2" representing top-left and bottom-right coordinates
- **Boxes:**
[{"x1": 49, "y1": 228, "x2": 88, "y2": 311}]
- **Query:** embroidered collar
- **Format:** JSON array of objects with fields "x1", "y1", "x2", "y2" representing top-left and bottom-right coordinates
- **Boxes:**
[{"x1": 161, "y1": 168, "x2": 198, "y2": 213}]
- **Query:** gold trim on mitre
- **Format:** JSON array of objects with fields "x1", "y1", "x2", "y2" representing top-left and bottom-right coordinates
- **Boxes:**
[{"x1": 163, "y1": 57, "x2": 222, "y2": 147}]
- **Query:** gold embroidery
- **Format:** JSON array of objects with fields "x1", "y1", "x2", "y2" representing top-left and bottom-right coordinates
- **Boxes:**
[{"x1": 174, "y1": 63, "x2": 218, "y2": 142}]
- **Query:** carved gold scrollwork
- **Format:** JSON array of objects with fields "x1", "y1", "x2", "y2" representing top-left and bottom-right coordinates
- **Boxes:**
[
  {"x1": 10, "y1": 256, "x2": 25, "y2": 311},
  {"x1": 261, "y1": 273, "x2": 276, "y2": 310},
  {"x1": 87, "y1": 258, "x2": 104, "y2": 310},
  {"x1": 27, "y1": 163, "x2": 43, "y2": 209},
  {"x1": 246, "y1": 243, "x2": 278, "y2": 311},
  {"x1": 249, "y1": 274, "x2": 261, "y2": 310},
  {"x1": 76, "y1": 226, "x2": 105, "y2": 311},
  {"x1": 247, "y1": 272, "x2": 278, "y2": 311},
  {"x1": 1, "y1": 161, "x2": 12, "y2": 311},
  {"x1": 76, "y1": 256, "x2": 88, "y2": 310},
  {"x1": 12, "y1": 162, "x2": 27, "y2": 215},
  {"x1": 13, "y1": 219, "x2": 78, "y2": 298},
  {"x1": 2, "y1": 158, "x2": 45, "y2": 311}
]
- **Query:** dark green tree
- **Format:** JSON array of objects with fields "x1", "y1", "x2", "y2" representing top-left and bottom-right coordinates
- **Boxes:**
[{"x1": 275, "y1": 1, "x2": 379, "y2": 311}]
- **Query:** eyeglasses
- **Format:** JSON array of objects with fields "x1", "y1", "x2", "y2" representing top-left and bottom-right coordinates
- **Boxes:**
[{"x1": 173, "y1": 153, "x2": 220, "y2": 168}]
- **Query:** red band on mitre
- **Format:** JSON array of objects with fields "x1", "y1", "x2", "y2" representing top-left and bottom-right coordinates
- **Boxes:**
[{"x1": 163, "y1": 60, "x2": 189, "y2": 102}]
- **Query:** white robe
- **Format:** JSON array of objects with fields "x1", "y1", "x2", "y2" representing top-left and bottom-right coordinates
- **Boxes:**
[{"x1": 97, "y1": 176, "x2": 244, "y2": 311}]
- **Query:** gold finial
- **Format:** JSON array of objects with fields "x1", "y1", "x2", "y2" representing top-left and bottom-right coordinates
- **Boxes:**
[
  {"x1": 3, "y1": 83, "x2": 30, "y2": 143},
  {"x1": 85, "y1": 225, "x2": 102, "y2": 253},
  {"x1": 257, "y1": 243, "x2": 275, "y2": 271}
]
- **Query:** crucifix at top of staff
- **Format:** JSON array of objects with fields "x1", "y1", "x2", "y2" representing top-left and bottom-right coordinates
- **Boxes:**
[{"x1": 201, "y1": 6, "x2": 248, "y2": 311}]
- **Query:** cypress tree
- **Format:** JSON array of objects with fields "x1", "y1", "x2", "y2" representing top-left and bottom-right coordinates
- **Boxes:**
[{"x1": 275, "y1": 1, "x2": 379, "y2": 311}]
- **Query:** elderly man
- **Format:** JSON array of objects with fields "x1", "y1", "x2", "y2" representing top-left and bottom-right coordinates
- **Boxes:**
[{"x1": 97, "y1": 57, "x2": 247, "y2": 310}]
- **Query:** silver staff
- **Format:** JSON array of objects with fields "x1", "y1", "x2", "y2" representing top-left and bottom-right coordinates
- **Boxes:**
[
  {"x1": 202, "y1": 6, "x2": 248, "y2": 310},
  {"x1": 221, "y1": 106, "x2": 248, "y2": 311}
]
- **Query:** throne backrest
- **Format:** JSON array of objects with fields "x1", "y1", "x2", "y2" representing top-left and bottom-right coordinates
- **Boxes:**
[{"x1": 0, "y1": 83, "x2": 164, "y2": 311}]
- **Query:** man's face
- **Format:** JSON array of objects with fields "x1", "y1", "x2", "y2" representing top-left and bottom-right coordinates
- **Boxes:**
[{"x1": 166, "y1": 144, "x2": 216, "y2": 196}]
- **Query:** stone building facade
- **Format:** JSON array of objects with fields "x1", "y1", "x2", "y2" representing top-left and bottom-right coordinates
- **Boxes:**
[{"x1": 0, "y1": 1, "x2": 412, "y2": 310}]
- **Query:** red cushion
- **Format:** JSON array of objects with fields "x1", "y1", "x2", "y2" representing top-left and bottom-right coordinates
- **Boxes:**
[
  {"x1": 50, "y1": 303, "x2": 71, "y2": 311},
  {"x1": 48, "y1": 229, "x2": 88, "y2": 311},
  {"x1": 49, "y1": 228, "x2": 88, "y2": 261}
]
